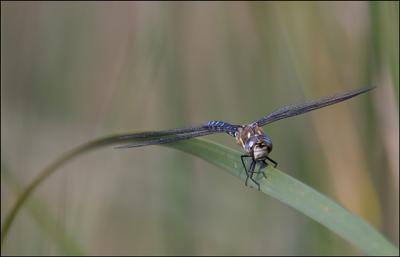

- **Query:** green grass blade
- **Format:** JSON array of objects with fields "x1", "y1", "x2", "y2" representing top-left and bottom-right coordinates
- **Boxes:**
[
  {"x1": 1, "y1": 162, "x2": 85, "y2": 255},
  {"x1": 170, "y1": 139, "x2": 399, "y2": 256},
  {"x1": 1, "y1": 134, "x2": 398, "y2": 255}
]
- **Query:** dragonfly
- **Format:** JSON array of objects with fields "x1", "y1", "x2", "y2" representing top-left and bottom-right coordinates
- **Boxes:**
[{"x1": 117, "y1": 86, "x2": 374, "y2": 190}]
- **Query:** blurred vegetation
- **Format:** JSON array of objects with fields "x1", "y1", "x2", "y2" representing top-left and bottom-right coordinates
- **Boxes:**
[{"x1": 1, "y1": 1, "x2": 398, "y2": 255}]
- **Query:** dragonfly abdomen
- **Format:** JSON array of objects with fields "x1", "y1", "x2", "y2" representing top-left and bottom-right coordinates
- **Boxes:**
[{"x1": 205, "y1": 121, "x2": 238, "y2": 137}]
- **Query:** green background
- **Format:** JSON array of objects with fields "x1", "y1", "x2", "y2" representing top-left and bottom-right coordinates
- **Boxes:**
[{"x1": 1, "y1": 2, "x2": 398, "y2": 255}]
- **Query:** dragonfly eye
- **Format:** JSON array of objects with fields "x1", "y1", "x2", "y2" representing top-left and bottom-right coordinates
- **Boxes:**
[
  {"x1": 265, "y1": 142, "x2": 273, "y2": 153},
  {"x1": 260, "y1": 136, "x2": 273, "y2": 153}
]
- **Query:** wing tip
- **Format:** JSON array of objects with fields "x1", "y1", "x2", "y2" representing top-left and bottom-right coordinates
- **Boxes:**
[
  {"x1": 351, "y1": 85, "x2": 376, "y2": 97},
  {"x1": 363, "y1": 85, "x2": 376, "y2": 92}
]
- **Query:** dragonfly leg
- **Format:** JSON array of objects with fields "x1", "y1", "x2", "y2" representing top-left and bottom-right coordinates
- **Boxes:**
[
  {"x1": 246, "y1": 160, "x2": 256, "y2": 187},
  {"x1": 252, "y1": 161, "x2": 267, "y2": 180},
  {"x1": 241, "y1": 155, "x2": 261, "y2": 190},
  {"x1": 260, "y1": 160, "x2": 269, "y2": 179},
  {"x1": 248, "y1": 160, "x2": 260, "y2": 191},
  {"x1": 242, "y1": 156, "x2": 255, "y2": 188},
  {"x1": 266, "y1": 156, "x2": 278, "y2": 168},
  {"x1": 240, "y1": 155, "x2": 250, "y2": 172},
  {"x1": 241, "y1": 155, "x2": 251, "y2": 186},
  {"x1": 249, "y1": 160, "x2": 269, "y2": 180},
  {"x1": 251, "y1": 161, "x2": 266, "y2": 174}
]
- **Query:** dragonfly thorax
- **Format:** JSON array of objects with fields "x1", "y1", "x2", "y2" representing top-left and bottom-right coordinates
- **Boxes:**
[{"x1": 236, "y1": 125, "x2": 273, "y2": 160}]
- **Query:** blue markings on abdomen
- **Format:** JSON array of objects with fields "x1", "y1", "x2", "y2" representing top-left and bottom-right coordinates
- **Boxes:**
[
  {"x1": 207, "y1": 121, "x2": 227, "y2": 127},
  {"x1": 205, "y1": 121, "x2": 238, "y2": 137}
]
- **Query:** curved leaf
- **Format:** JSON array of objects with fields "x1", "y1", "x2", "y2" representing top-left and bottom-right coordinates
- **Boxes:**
[{"x1": 1, "y1": 134, "x2": 398, "y2": 256}]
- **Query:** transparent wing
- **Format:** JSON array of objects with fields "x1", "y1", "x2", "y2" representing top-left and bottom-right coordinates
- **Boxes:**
[
  {"x1": 118, "y1": 125, "x2": 211, "y2": 140},
  {"x1": 116, "y1": 121, "x2": 241, "y2": 149},
  {"x1": 115, "y1": 130, "x2": 216, "y2": 149},
  {"x1": 255, "y1": 87, "x2": 375, "y2": 127}
]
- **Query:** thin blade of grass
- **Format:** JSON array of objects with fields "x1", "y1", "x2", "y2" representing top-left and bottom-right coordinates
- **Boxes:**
[
  {"x1": 1, "y1": 162, "x2": 84, "y2": 255},
  {"x1": 1, "y1": 134, "x2": 398, "y2": 255}
]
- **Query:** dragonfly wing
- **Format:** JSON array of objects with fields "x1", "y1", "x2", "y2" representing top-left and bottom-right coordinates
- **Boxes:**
[
  {"x1": 255, "y1": 86, "x2": 375, "y2": 127},
  {"x1": 119, "y1": 125, "x2": 211, "y2": 140},
  {"x1": 115, "y1": 130, "x2": 216, "y2": 149}
]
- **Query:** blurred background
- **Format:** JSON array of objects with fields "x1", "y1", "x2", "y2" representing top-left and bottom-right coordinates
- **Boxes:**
[{"x1": 1, "y1": 1, "x2": 398, "y2": 255}]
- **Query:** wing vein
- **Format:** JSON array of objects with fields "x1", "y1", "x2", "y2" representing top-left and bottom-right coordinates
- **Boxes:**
[{"x1": 255, "y1": 87, "x2": 375, "y2": 127}]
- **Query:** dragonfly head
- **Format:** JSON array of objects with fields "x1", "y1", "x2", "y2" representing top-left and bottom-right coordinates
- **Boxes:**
[
  {"x1": 237, "y1": 125, "x2": 273, "y2": 160},
  {"x1": 253, "y1": 135, "x2": 273, "y2": 160},
  {"x1": 244, "y1": 134, "x2": 273, "y2": 160}
]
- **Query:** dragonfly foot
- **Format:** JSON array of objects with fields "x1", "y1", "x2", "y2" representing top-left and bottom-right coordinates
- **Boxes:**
[
  {"x1": 266, "y1": 157, "x2": 278, "y2": 168},
  {"x1": 250, "y1": 177, "x2": 261, "y2": 191}
]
